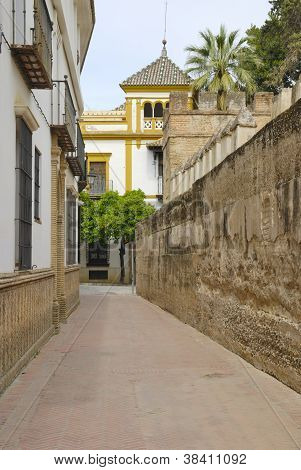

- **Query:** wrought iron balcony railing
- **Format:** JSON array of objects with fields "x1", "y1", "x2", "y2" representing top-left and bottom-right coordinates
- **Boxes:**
[
  {"x1": 67, "y1": 124, "x2": 86, "y2": 177},
  {"x1": 51, "y1": 77, "x2": 76, "y2": 152},
  {"x1": 157, "y1": 175, "x2": 163, "y2": 196},
  {"x1": 90, "y1": 177, "x2": 113, "y2": 196},
  {"x1": 11, "y1": 0, "x2": 52, "y2": 89}
]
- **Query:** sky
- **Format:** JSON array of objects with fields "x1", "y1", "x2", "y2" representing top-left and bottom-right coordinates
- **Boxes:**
[{"x1": 81, "y1": 0, "x2": 271, "y2": 111}]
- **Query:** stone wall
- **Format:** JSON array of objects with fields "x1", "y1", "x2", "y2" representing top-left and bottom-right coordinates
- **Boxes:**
[
  {"x1": 136, "y1": 98, "x2": 301, "y2": 393},
  {"x1": 272, "y1": 78, "x2": 301, "y2": 118},
  {"x1": 0, "y1": 270, "x2": 55, "y2": 393},
  {"x1": 197, "y1": 91, "x2": 246, "y2": 112},
  {"x1": 163, "y1": 91, "x2": 273, "y2": 203}
]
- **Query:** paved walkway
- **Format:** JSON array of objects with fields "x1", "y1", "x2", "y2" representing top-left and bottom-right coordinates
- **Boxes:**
[{"x1": 0, "y1": 287, "x2": 300, "y2": 449}]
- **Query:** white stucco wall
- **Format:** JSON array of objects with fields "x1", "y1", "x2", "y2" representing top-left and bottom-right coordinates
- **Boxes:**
[
  {"x1": 0, "y1": 0, "x2": 91, "y2": 272},
  {"x1": 85, "y1": 139, "x2": 126, "y2": 194},
  {"x1": 132, "y1": 144, "x2": 159, "y2": 196},
  {"x1": 0, "y1": 8, "x2": 52, "y2": 271}
]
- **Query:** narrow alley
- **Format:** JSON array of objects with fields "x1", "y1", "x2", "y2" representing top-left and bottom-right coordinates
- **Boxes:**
[{"x1": 0, "y1": 287, "x2": 300, "y2": 450}]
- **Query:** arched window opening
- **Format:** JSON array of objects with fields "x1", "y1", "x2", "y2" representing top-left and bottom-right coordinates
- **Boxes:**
[
  {"x1": 165, "y1": 102, "x2": 169, "y2": 109},
  {"x1": 154, "y1": 102, "x2": 163, "y2": 118},
  {"x1": 144, "y1": 102, "x2": 153, "y2": 118}
]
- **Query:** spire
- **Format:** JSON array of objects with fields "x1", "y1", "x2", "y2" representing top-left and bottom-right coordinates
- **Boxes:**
[
  {"x1": 161, "y1": 39, "x2": 167, "y2": 57},
  {"x1": 161, "y1": 0, "x2": 168, "y2": 57}
]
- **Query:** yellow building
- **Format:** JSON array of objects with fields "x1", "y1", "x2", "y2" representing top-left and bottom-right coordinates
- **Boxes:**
[{"x1": 80, "y1": 41, "x2": 192, "y2": 283}]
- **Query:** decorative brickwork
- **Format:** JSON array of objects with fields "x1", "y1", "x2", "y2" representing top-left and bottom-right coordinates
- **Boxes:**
[
  {"x1": 65, "y1": 266, "x2": 80, "y2": 317},
  {"x1": 0, "y1": 270, "x2": 55, "y2": 393},
  {"x1": 51, "y1": 141, "x2": 60, "y2": 333},
  {"x1": 57, "y1": 155, "x2": 68, "y2": 324}
]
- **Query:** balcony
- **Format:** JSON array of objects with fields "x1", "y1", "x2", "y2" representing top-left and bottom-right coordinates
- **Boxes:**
[
  {"x1": 90, "y1": 177, "x2": 113, "y2": 197},
  {"x1": 67, "y1": 124, "x2": 86, "y2": 178},
  {"x1": 11, "y1": 0, "x2": 52, "y2": 89},
  {"x1": 143, "y1": 118, "x2": 163, "y2": 131},
  {"x1": 51, "y1": 78, "x2": 76, "y2": 152}
]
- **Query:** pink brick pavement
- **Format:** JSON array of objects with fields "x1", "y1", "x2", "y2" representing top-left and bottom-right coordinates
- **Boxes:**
[{"x1": 0, "y1": 290, "x2": 300, "y2": 450}]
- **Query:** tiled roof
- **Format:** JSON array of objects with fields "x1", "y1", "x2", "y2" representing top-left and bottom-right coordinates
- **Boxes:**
[
  {"x1": 121, "y1": 43, "x2": 192, "y2": 87},
  {"x1": 114, "y1": 102, "x2": 126, "y2": 111},
  {"x1": 146, "y1": 138, "x2": 163, "y2": 150}
]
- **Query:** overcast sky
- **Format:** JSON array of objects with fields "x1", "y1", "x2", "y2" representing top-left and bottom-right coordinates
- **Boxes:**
[{"x1": 81, "y1": 0, "x2": 271, "y2": 111}]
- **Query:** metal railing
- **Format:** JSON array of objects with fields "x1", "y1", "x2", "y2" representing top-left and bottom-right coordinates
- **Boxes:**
[
  {"x1": 87, "y1": 242, "x2": 110, "y2": 267},
  {"x1": 158, "y1": 176, "x2": 163, "y2": 195},
  {"x1": 51, "y1": 77, "x2": 76, "y2": 150},
  {"x1": 90, "y1": 177, "x2": 113, "y2": 196},
  {"x1": 12, "y1": 0, "x2": 52, "y2": 79},
  {"x1": 77, "y1": 124, "x2": 86, "y2": 178},
  {"x1": 33, "y1": 0, "x2": 52, "y2": 79},
  {"x1": 66, "y1": 124, "x2": 86, "y2": 179}
]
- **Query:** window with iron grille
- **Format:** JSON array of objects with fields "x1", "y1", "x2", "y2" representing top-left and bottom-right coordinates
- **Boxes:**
[
  {"x1": 66, "y1": 189, "x2": 77, "y2": 265},
  {"x1": 87, "y1": 241, "x2": 110, "y2": 267},
  {"x1": 15, "y1": 118, "x2": 33, "y2": 270},
  {"x1": 34, "y1": 147, "x2": 41, "y2": 221}
]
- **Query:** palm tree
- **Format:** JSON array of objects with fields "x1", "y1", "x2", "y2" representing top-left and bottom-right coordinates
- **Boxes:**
[{"x1": 186, "y1": 25, "x2": 260, "y2": 111}]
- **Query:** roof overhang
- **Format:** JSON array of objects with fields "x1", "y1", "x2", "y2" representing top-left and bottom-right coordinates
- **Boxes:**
[
  {"x1": 146, "y1": 138, "x2": 163, "y2": 150},
  {"x1": 78, "y1": 0, "x2": 96, "y2": 72}
]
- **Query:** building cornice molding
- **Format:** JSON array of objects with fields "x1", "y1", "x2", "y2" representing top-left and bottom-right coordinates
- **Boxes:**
[
  {"x1": 15, "y1": 105, "x2": 39, "y2": 132},
  {"x1": 87, "y1": 152, "x2": 112, "y2": 158},
  {"x1": 82, "y1": 132, "x2": 162, "y2": 140}
]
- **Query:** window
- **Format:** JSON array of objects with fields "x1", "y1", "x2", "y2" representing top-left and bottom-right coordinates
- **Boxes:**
[
  {"x1": 144, "y1": 102, "x2": 153, "y2": 118},
  {"x1": 66, "y1": 189, "x2": 77, "y2": 265},
  {"x1": 89, "y1": 270, "x2": 108, "y2": 280},
  {"x1": 154, "y1": 102, "x2": 163, "y2": 118},
  {"x1": 165, "y1": 102, "x2": 169, "y2": 109},
  {"x1": 15, "y1": 118, "x2": 33, "y2": 270},
  {"x1": 34, "y1": 147, "x2": 41, "y2": 221},
  {"x1": 87, "y1": 241, "x2": 110, "y2": 266},
  {"x1": 89, "y1": 161, "x2": 106, "y2": 195}
]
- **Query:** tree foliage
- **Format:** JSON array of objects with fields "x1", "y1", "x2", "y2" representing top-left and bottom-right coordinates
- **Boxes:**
[
  {"x1": 79, "y1": 189, "x2": 155, "y2": 245},
  {"x1": 185, "y1": 25, "x2": 260, "y2": 110},
  {"x1": 246, "y1": 0, "x2": 301, "y2": 90}
]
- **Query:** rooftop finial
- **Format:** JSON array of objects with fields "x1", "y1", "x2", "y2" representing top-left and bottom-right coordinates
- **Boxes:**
[{"x1": 162, "y1": 0, "x2": 168, "y2": 56}]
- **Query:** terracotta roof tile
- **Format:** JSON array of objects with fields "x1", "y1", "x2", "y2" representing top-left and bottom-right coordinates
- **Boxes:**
[{"x1": 121, "y1": 45, "x2": 192, "y2": 87}]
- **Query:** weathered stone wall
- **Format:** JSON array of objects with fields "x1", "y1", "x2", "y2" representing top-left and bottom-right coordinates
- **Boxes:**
[
  {"x1": 163, "y1": 91, "x2": 273, "y2": 203},
  {"x1": 198, "y1": 91, "x2": 246, "y2": 112},
  {"x1": 163, "y1": 104, "x2": 239, "y2": 203},
  {"x1": 137, "y1": 98, "x2": 301, "y2": 393},
  {"x1": 0, "y1": 270, "x2": 55, "y2": 393}
]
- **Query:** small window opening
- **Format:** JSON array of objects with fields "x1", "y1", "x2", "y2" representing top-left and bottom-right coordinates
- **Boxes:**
[
  {"x1": 154, "y1": 102, "x2": 163, "y2": 118},
  {"x1": 144, "y1": 102, "x2": 153, "y2": 118}
]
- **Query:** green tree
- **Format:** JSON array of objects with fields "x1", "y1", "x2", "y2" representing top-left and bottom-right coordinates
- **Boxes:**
[
  {"x1": 271, "y1": 0, "x2": 301, "y2": 84},
  {"x1": 185, "y1": 25, "x2": 259, "y2": 111},
  {"x1": 80, "y1": 190, "x2": 155, "y2": 283},
  {"x1": 247, "y1": 0, "x2": 301, "y2": 90}
]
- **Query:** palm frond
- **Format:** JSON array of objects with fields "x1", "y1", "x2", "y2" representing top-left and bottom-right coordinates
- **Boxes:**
[
  {"x1": 185, "y1": 24, "x2": 260, "y2": 104},
  {"x1": 191, "y1": 72, "x2": 211, "y2": 91}
]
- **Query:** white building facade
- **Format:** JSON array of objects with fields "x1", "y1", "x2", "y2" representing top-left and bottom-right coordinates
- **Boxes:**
[
  {"x1": 80, "y1": 42, "x2": 192, "y2": 283},
  {"x1": 0, "y1": 0, "x2": 95, "y2": 393}
]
